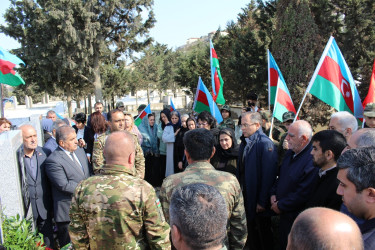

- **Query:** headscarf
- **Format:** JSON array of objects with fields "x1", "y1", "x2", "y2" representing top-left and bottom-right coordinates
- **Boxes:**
[
  {"x1": 160, "y1": 108, "x2": 171, "y2": 130},
  {"x1": 138, "y1": 115, "x2": 159, "y2": 154},
  {"x1": 217, "y1": 128, "x2": 239, "y2": 162},
  {"x1": 167, "y1": 110, "x2": 181, "y2": 132}
]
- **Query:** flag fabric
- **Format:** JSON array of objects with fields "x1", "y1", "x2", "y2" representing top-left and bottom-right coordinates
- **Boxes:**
[
  {"x1": 306, "y1": 36, "x2": 363, "y2": 118},
  {"x1": 134, "y1": 104, "x2": 151, "y2": 126},
  {"x1": 0, "y1": 47, "x2": 25, "y2": 86},
  {"x1": 169, "y1": 98, "x2": 176, "y2": 112},
  {"x1": 268, "y1": 50, "x2": 286, "y2": 107},
  {"x1": 362, "y1": 59, "x2": 375, "y2": 108},
  {"x1": 269, "y1": 51, "x2": 297, "y2": 122},
  {"x1": 193, "y1": 77, "x2": 223, "y2": 124},
  {"x1": 210, "y1": 40, "x2": 225, "y2": 105}
]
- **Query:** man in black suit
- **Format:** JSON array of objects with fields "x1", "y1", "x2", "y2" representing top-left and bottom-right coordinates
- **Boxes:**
[
  {"x1": 305, "y1": 130, "x2": 347, "y2": 210},
  {"x1": 18, "y1": 124, "x2": 54, "y2": 248},
  {"x1": 45, "y1": 125, "x2": 91, "y2": 247}
]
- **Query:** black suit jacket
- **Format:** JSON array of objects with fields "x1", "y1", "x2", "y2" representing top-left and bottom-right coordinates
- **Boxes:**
[
  {"x1": 17, "y1": 146, "x2": 52, "y2": 221},
  {"x1": 45, "y1": 147, "x2": 90, "y2": 222}
]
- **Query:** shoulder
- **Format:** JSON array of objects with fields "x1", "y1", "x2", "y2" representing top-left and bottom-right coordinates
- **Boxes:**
[{"x1": 38, "y1": 146, "x2": 51, "y2": 157}]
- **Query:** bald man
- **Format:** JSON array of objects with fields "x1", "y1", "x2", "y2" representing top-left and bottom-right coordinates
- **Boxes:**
[
  {"x1": 17, "y1": 125, "x2": 54, "y2": 248},
  {"x1": 287, "y1": 207, "x2": 363, "y2": 250},
  {"x1": 69, "y1": 131, "x2": 171, "y2": 249}
]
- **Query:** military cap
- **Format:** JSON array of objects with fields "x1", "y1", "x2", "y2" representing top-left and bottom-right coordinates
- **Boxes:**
[
  {"x1": 260, "y1": 110, "x2": 272, "y2": 122},
  {"x1": 282, "y1": 111, "x2": 296, "y2": 122},
  {"x1": 116, "y1": 101, "x2": 124, "y2": 109},
  {"x1": 364, "y1": 103, "x2": 375, "y2": 117},
  {"x1": 221, "y1": 105, "x2": 231, "y2": 116},
  {"x1": 137, "y1": 104, "x2": 147, "y2": 111}
]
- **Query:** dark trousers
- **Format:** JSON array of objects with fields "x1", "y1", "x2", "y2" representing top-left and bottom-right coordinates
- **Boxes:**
[
  {"x1": 145, "y1": 154, "x2": 160, "y2": 187},
  {"x1": 158, "y1": 155, "x2": 167, "y2": 187},
  {"x1": 56, "y1": 221, "x2": 70, "y2": 248},
  {"x1": 36, "y1": 215, "x2": 54, "y2": 249},
  {"x1": 279, "y1": 212, "x2": 298, "y2": 250},
  {"x1": 247, "y1": 215, "x2": 274, "y2": 250}
]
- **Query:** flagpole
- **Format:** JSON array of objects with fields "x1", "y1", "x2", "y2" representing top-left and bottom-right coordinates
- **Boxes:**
[
  {"x1": 294, "y1": 36, "x2": 335, "y2": 122},
  {"x1": 0, "y1": 83, "x2": 4, "y2": 118},
  {"x1": 269, "y1": 116, "x2": 274, "y2": 138},
  {"x1": 267, "y1": 50, "x2": 271, "y2": 111}
]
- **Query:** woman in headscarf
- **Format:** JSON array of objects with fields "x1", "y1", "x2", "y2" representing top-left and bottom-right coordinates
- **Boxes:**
[
  {"x1": 212, "y1": 128, "x2": 239, "y2": 175},
  {"x1": 162, "y1": 110, "x2": 181, "y2": 177},
  {"x1": 157, "y1": 108, "x2": 171, "y2": 186},
  {"x1": 174, "y1": 114, "x2": 189, "y2": 173},
  {"x1": 139, "y1": 113, "x2": 159, "y2": 186},
  {"x1": 123, "y1": 113, "x2": 143, "y2": 145}
]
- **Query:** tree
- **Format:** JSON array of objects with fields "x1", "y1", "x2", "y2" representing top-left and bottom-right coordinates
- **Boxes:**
[{"x1": 1, "y1": 0, "x2": 155, "y2": 104}]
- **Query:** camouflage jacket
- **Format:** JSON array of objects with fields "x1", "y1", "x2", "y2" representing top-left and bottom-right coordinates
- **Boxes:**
[
  {"x1": 219, "y1": 118, "x2": 235, "y2": 131},
  {"x1": 69, "y1": 164, "x2": 171, "y2": 250},
  {"x1": 92, "y1": 131, "x2": 145, "y2": 179},
  {"x1": 159, "y1": 161, "x2": 247, "y2": 250}
]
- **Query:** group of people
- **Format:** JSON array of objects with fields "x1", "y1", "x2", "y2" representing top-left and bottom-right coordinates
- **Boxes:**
[{"x1": 3, "y1": 95, "x2": 375, "y2": 250}]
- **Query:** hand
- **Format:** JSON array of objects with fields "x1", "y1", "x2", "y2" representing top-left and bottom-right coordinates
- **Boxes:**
[
  {"x1": 282, "y1": 139, "x2": 289, "y2": 150},
  {"x1": 174, "y1": 128, "x2": 180, "y2": 136},
  {"x1": 178, "y1": 162, "x2": 183, "y2": 170},
  {"x1": 78, "y1": 138, "x2": 86, "y2": 148},
  {"x1": 270, "y1": 195, "x2": 277, "y2": 205},
  {"x1": 256, "y1": 204, "x2": 265, "y2": 213},
  {"x1": 87, "y1": 155, "x2": 91, "y2": 163},
  {"x1": 271, "y1": 202, "x2": 281, "y2": 214}
]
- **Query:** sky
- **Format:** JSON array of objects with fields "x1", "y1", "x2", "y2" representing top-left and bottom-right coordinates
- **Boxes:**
[{"x1": 0, "y1": 0, "x2": 250, "y2": 51}]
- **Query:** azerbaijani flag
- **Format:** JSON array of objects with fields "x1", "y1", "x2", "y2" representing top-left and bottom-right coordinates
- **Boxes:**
[
  {"x1": 362, "y1": 59, "x2": 375, "y2": 109},
  {"x1": 193, "y1": 77, "x2": 223, "y2": 124},
  {"x1": 0, "y1": 47, "x2": 25, "y2": 86},
  {"x1": 306, "y1": 37, "x2": 363, "y2": 118},
  {"x1": 269, "y1": 50, "x2": 297, "y2": 122},
  {"x1": 169, "y1": 98, "x2": 176, "y2": 112},
  {"x1": 134, "y1": 104, "x2": 151, "y2": 126},
  {"x1": 210, "y1": 40, "x2": 225, "y2": 105}
]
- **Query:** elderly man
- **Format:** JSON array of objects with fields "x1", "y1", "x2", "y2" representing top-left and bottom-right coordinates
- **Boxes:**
[
  {"x1": 329, "y1": 111, "x2": 358, "y2": 141},
  {"x1": 45, "y1": 125, "x2": 91, "y2": 247},
  {"x1": 337, "y1": 147, "x2": 375, "y2": 249},
  {"x1": 287, "y1": 207, "x2": 363, "y2": 250},
  {"x1": 170, "y1": 183, "x2": 228, "y2": 250},
  {"x1": 270, "y1": 120, "x2": 318, "y2": 249},
  {"x1": 17, "y1": 125, "x2": 54, "y2": 248},
  {"x1": 346, "y1": 128, "x2": 375, "y2": 151},
  {"x1": 305, "y1": 130, "x2": 347, "y2": 210},
  {"x1": 92, "y1": 109, "x2": 145, "y2": 177},
  {"x1": 70, "y1": 131, "x2": 170, "y2": 249},
  {"x1": 44, "y1": 119, "x2": 67, "y2": 152},
  {"x1": 160, "y1": 128, "x2": 247, "y2": 250},
  {"x1": 238, "y1": 112, "x2": 277, "y2": 250},
  {"x1": 46, "y1": 110, "x2": 57, "y2": 121}
]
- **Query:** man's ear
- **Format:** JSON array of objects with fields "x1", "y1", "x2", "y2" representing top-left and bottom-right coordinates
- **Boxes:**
[
  {"x1": 171, "y1": 224, "x2": 182, "y2": 249},
  {"x1": 128, "y1": 152, "x2": 135, "y2": 165},
  {"x1": 210, "y1": 146, "x2": 216, "y2": 160},
  {"x1": 325, "y1": 150, "x2": 334, "y2": 162},
  {"x1": 185, "y1": 149, "x2": 191, "y2": 164},
  {"x1": 344, "y1": 128, "x2": 352, "y2": 138},
  {"x1": 301, "y1": 134, "x2": 308, "y2": 144},
  {"x1": 365, "y1": 188, "x2": 375, "y2": 203}
]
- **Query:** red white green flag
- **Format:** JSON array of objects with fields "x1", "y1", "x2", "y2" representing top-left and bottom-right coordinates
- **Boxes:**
[
  {"x1": 210, "y1": 40, "x2": 225, "y2": 105},
  {"x1": 362, "y1": 59, "x2": 375, "y2": 108},
  {"x1": 0, "y1": 47, "x2": 25, "y2": 86},
  {"x1": 268, "y1": 50, "x2": 297, "y2": 122},
  {"x1": 300, "y1": 36, "x2": 363, "y2": 118},
  {"x1": 134, "y1": 104, "x2": 151, "y2": 127}
]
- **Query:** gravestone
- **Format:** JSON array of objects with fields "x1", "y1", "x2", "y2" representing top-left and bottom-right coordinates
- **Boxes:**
[{"x1": 0, "y1": 131, "x2": 25, "y2": 218}]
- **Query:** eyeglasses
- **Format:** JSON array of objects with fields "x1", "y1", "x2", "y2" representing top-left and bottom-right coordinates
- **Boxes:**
[
  {"x1": 197, "y1": 122, "x2": 208, "y2": 127},
  {"x1": 240, "y1": 123, "x2": 256, "y2": 128}
]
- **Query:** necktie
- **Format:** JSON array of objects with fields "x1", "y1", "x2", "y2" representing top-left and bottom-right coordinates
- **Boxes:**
[{"x1": 70, "y1": 152, "x2": 84, "y2": 174}]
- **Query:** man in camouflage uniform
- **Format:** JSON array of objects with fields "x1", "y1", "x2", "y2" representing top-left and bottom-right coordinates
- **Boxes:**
[
  {"x1": 92, "y1": 109, "x2": 145, "y2": 178},
  {"x1": 69, "y1": 131, "x2": 171, "y2": 249},
  {"x1": 218, "y1": 105, "x2": 235, "y2": 130},
  {"x1": 160, "y1": 128, "x2": 247, "y2": 250}
]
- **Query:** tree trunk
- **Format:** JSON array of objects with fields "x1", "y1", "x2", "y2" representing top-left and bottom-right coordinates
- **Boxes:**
[
  {"x1": 159, "y1": 90, "x2": 163, "y2": 102},
  {"x1": 66, "y1": 88, "x2": 73, "y2": 118},
  {"x1": 88, "y1": 94, "x2": 92, "y2": 114},
  {"x1": 147, "y1": 85, "x2": 150, "y2": 104},
  {"x1": 76, "y1": 97, "x2": 81, "y2": 109},
  {"x1": 84, "y1": 97, "x2": 87, "y2": 114},
  {"x1": 136, "y1": 91, "x2": 138, "y2": 107},
  {"x1": 93, "y1": 52, "x2": 103, "y2": 102}
]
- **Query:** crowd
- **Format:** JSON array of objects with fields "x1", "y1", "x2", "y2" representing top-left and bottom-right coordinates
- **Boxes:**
[{"x1": 2, "y1": 94, "x2": 375, "y2": 250}]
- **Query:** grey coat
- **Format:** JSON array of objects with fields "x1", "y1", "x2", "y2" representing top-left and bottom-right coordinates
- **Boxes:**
[
  {"x1": 45, "y1": 147, "x2": 90, "y2": 222},
  {"x1": 17, "y1": 146, "x2": 52, "y2": 221}
]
